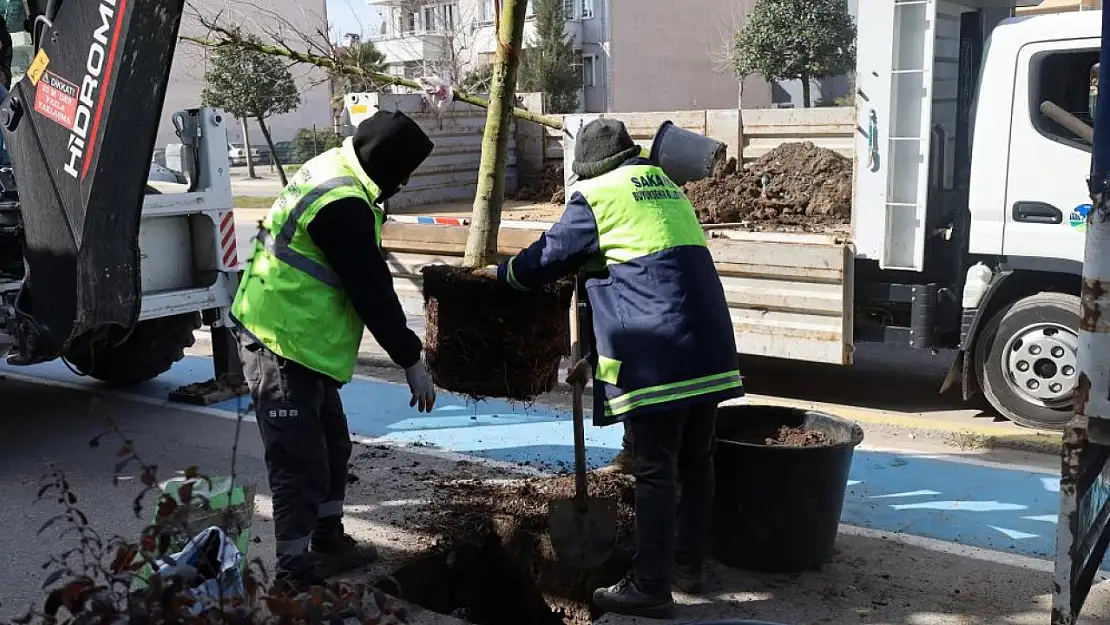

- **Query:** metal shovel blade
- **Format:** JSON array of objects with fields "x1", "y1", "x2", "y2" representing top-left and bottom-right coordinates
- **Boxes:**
[{"x1": 548, "y1": 496, "x2": 618, "y2": 569}]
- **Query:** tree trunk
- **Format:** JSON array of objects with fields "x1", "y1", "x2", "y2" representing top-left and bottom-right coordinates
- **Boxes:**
[
  {"x1": 462, "y1": 0, "x2": 529, "y2": 267},
  {"x1": 801, "y1": 74, "x2": 812, "y2": 108},
  {"x1": 241, "y1": 117, "x2": 258, "y2": 179},
  {"x1": 256, "y1": 117, "x2": 288, "y2": 187}
]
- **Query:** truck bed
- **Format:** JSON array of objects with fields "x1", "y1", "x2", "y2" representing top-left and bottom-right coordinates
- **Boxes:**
[{"x1": 380, "y1": 222, "x2": 855, "y2": 366}]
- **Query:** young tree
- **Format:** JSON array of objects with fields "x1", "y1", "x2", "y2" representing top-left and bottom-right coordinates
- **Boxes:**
[
  {"x1": 518, "y1": 0, "x2": 580, "y2": 114},
  {"x1": 732, "y1": 0, "x2": 856, "y2": 108},
  {"x1": 463, "y1": 0, "x2": 530, "y2": 266},
  {"x1": 202, "y1": 39, "x2": 302, "y2": 185}
]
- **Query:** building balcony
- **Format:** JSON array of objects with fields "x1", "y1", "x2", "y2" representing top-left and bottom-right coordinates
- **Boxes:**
[{"x1": 371, "y1": 31, "x2": 448, "y2": 63}]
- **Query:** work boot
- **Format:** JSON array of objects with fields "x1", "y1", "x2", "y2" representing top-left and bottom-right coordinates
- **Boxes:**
[
  {"x1": 592, "y1": 575, "x2": 675, "y2": 620},
  {"x1": 597, "y1": 449, "x2": 635, "y2": 475},
  {"x1": 672, "y1": 563, "x2": 704, "y2": 594},
  {"x1": 309, "y1": 528, "x2": 379, "y2": 578}
]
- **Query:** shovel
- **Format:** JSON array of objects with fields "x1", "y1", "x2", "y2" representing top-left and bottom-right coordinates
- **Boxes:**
[{"x1": 548, "y1": 281, "x2": 618, "y2": 569}]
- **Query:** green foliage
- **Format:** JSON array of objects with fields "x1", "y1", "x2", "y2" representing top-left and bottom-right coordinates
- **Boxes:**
[
  {"x1": 732, "y1": 0, "x2": 856, "y2": 107},
  {"x1": 460, "y1": 64, "x2": 494, "y2": 95},
  {"x1": 336, "y1": 41, "x2": 390, "y2": 93},
  {"x1": 292, "y1": 128, "x2": 344, "y2": 163},
  {"x1": 201, "y1": 36, "x2": 301, "y2": 120},
  {"x1": 517, "y1": 0, "x2": 579, "y2": 114}
]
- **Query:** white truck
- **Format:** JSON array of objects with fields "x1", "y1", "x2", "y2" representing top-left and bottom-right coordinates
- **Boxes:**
[
  {"x1": 356, "y1": 2, "x2": 1098, "y2": 431},
  {"x1": 561, "y1": 3, "x2": 1100, "y2": 431},
  {"x1": 0, "y1": 1, "x2": 241, "y2": 387}
]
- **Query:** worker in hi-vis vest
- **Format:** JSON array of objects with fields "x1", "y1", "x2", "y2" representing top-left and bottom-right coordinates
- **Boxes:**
[
  {"x1": 231, "y1": 110, "x2": 438, "y2": 588},
  {"x1": 490, "y1": 118, "x2": 743, "y2": 619}
]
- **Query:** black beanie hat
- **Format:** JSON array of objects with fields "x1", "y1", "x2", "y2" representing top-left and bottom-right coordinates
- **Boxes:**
[
  {"x1": 572, "y1": 118, "x2": 641, "y2": 179},
  {"x1": 352, "y1": 110, "x2": 434, "y2": 196}
]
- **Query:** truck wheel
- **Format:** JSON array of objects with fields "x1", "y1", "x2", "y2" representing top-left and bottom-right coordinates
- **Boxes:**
[
  {"x1": 976, "y1": 292, "x2": 1080, "y2": 431},
  {"x1": 65, "y1": 313, "x2": 201, "y2": 385}
]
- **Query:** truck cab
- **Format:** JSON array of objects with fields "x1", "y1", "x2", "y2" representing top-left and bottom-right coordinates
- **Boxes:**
[{"x1": 853, "y1": 4, "x2": 1101, "y2": 430}]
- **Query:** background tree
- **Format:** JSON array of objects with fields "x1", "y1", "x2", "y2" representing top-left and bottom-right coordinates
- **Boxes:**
[
  {"x1": 518, "y1": 0, "x2": 580, "y2": 114},
  {"x1": 732, "y1": 0, "x2": 856, "y2": 108},
  {"x1": 292, "y1": 127, "x2": 344, "y2": 163},
  {"x1": 460, "y1": 64, "x2": 494, "y2": 95},
  {"x1": 202, "y1": 38, "x2": 301, "y2": 185},
  {"x1": 336, "y1": 41, "x2": 390, "y2": 93}
]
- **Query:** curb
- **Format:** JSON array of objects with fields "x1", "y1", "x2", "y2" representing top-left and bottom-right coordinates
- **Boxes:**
[{"x1": 194, "y1": 330, "x2": 1063, "y2": 457}]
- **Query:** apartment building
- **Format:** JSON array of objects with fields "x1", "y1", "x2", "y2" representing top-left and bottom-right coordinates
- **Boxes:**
[
  {"x1": 155, "y1": 0, "x2": 333, "y2": 148},
  {"x1": 368, "y1": 0, "x2": 609, "y2": 111},
  {"x1": 367, "y1": 0, "x2": 769, "y2": 113}
]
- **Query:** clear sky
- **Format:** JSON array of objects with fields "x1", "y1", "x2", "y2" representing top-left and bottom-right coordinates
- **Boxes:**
[{"x1": 326, "y1": 0, "x2": 384, "y2": 42}]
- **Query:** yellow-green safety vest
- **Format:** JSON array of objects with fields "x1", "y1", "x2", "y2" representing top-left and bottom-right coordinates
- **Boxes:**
[{"x1": 231, "y1": 138, "x2": 383, "y2": 383}]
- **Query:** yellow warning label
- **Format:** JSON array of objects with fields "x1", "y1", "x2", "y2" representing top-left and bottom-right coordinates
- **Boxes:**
[
  {"x1": 26, "y1": 49, "x2": 49, "y2": 86},
  {"x1": 349, "y1": 104, "x2": 368, "y2": 114}
]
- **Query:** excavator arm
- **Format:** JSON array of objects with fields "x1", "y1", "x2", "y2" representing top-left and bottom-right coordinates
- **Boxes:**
[{"x1": 0, "y1": 0, "x2": 185, "y2": 363}]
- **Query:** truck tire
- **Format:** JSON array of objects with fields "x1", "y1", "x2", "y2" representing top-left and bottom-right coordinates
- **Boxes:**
[
  {"x1": 65, "y1": 313, "x2": 201, "y2": 385},
  {"x1": 976, "y1": 292, "x2": 1080, "y2": 431}
]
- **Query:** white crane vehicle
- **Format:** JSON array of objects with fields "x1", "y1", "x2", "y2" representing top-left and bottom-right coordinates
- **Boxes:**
[{"x1": 0, "y1": 0, "x2": 241, "y2": 387}]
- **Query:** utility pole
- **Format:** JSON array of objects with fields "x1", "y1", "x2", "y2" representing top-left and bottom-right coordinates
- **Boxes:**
[
  {"x1": 1051, "y1": 9, "x2": 1110, "y2": 625},
  {"x1": 1077, "y1": 6, "x2": 1110, "y2": 445}
]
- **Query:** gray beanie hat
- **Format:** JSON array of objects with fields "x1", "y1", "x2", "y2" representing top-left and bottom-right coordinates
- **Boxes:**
[{"x1": 572, "y1": 118, "x2": 641, "y2": 179}]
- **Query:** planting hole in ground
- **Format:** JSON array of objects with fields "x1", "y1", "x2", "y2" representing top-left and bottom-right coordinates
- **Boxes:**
[{"x1": 399, "y1": 472, "x2": 637, "y2": 625}]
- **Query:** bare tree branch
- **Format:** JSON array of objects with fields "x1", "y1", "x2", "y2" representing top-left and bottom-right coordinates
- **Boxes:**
[{"x1": 183, "y1": 10, "x2": 564, "y2": 130}]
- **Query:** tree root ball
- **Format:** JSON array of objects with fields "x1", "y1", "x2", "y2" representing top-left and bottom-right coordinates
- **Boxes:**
[{"x1": 421, "y1": 264, "x2": 574, "y2": 402}]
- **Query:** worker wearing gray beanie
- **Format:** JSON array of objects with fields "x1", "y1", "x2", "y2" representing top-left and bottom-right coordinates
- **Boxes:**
[
  {"x1": 490, "y1": 116, "x2": 743, "y2": 619},
  {"x1": 572, "y1": 118, "x2": 643, "y2": 179}
]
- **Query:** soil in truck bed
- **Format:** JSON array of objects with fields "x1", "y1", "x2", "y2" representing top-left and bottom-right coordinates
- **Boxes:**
[
  {"x1": 508, "y1": 142, "x2": 853, "y2": 234},
  {"x1": 684, "y1": 141, "x2": 853, "y2": 234}
]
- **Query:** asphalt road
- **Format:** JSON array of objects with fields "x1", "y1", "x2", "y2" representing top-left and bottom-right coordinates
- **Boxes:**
[
  {"x1": 3, "y1": 356, "x2": 1108, "y2": 625},
  {"x1": 0, "y1": 376, "x2": 269, "y2": 616}
]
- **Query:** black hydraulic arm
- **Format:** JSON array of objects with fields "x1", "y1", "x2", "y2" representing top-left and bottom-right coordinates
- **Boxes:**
[{"x1": 0, "y1": 0, "x2": 186, "y2": 364}]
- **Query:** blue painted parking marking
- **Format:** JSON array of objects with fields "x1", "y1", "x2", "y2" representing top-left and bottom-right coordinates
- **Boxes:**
[{"x1": 1, "y1": 355, "x2": 1083, "y2": 565}]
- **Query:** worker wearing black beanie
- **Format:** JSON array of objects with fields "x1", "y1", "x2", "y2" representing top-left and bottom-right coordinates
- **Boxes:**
[
  {"x1": 352, "y1": 109, "x2": 434, "y2": 202},
  {"x1": 230, "y1": 108, "x2": 436, "y2": 589}
]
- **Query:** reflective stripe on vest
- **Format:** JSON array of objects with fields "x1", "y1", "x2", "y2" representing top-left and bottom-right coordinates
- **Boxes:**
[
  {"x1": 603, "y1": 371, "x2": 743, "y2": 418},
  {"x1": 251, "y1": 176, "x2": 360, "y2": 289}
]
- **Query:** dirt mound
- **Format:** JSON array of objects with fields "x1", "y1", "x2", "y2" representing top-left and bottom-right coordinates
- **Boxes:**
[
  {"x1": 402, "y1": 472, "x2": 637, "y2": 625},
  {"x1": 512, "y1": 163, "x2": 566, "y2": 204},
  {"x1": 684, "y1": 141, "x2": 853, "y2": 233}
]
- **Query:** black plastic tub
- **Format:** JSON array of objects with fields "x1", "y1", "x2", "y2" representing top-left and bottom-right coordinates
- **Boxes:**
[{"x1": 712, "y1": 405, "x2": 864, "y2": 573}]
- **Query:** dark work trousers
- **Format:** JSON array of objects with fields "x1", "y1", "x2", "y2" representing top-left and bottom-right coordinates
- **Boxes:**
[
  {"x1": 237, "y1": 333, "x2": 353, "y2": 579},
  {"x1": 626, "y1": 402, "x2": 718, "y2": 596}
]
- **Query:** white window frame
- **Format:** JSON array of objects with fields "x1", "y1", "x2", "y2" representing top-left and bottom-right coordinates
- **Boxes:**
[
  {"x1": 562, "y1": 0, "x2": 577, "y2": 19},
  {"x1": 582, "y1": 53, "x2": 597, "y2": 87},
  {"x1": 581, "y1": 0, "x2": 594, "y2": 19},
  {"x1": 480, "y1": 0, "x2": 496, "y2": 23}
]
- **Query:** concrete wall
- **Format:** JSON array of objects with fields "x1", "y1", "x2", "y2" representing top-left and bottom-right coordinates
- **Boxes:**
[
  {"x1": 345, "y1": 92, "x2": 520, "y2": 210},
  {"x1": 607, "y1": 0, "x2": 772, "y2": 112},
  {"x1": 157, "y1": 0, "x2": 334, "y2": 150}
]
